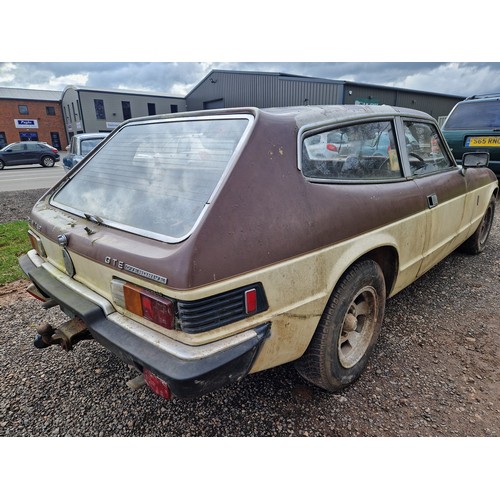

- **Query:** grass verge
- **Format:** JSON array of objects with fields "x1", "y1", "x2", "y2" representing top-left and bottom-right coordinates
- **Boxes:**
[{"x1": 0, "y1": 220, "x2": 30, "y2": 285}]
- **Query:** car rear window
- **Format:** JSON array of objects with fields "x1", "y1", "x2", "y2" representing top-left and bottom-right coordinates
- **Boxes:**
[
  {"x1": 443, "y1": 100, "x2": 500, "y2": 130},
  {"x1": 51, "y1": 117, "x2": 251, "y2": 242},
  {"x1": 80, "y1": 138, "x2": 104, "y2": 155}
]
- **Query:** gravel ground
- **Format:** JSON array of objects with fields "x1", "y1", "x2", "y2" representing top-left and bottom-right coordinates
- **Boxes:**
[{"x1": 1, "y1": 188, "x2": 499, "y2": 437}]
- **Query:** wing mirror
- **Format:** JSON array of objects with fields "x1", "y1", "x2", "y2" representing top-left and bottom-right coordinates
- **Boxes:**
[
  {"x1": 462, "y1": 152, "x2": 490, "y2": 168},
  {"x1": 459, "y1": 152, "x2": 490, "y2": 176}
]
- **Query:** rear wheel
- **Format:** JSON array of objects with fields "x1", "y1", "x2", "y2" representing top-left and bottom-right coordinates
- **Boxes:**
[
  {"x1": 296, "y1": 259, "x2": 386, "y2": 392},
  {"x1": 461, "y1": 195, "x2": 496, "y2": 254},
  {"x1": 41, "y1": 156, "x2": 55, "y2": 167},
  {"x1": 0, "y1": 159, "x2": 4, "y2": 169}
]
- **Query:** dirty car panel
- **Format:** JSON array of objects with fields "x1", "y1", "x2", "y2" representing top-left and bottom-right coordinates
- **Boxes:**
[{"x1": 19, "y1": 105, "x2": 499, "y2": 400}]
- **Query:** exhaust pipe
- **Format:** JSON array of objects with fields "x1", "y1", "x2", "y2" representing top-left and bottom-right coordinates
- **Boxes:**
[{"x1": 34, "y1": 317, "x2": 92, "y2": 351}]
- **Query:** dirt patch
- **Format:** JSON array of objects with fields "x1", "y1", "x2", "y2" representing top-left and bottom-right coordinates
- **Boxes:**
[{"x1": 0, "y1": 279, "x2": 31, "y2": 307}]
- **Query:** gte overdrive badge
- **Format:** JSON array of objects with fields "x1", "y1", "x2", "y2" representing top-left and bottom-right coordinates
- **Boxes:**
[{"x1": 104, "y1": 256, "x2": 168, "y2": 284}]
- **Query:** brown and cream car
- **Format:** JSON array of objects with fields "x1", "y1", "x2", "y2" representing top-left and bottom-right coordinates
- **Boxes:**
[{"x1": 19, "y1": 105, "x2": 498, "y2": 400}]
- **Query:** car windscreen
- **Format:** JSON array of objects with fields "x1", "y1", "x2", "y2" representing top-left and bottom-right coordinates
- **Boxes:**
[
  {"x1": 443, "y1": 100, "x2": 500, "y2": 130},
  {"x1": 51, "y1": 116, "x2": 251, "y2": 242}
]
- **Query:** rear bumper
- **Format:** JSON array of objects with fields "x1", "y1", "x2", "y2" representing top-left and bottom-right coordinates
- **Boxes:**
[{"x1": 19, "y1": 253, "x2": 270, "y2": 399}]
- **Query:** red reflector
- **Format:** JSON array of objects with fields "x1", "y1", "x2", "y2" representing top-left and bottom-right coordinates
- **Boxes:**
[
  {"x1": 326, "y1": 143, "x2": 337, "y2": 152},
  {"x1": 143, "y1": 369, "x2": 172, "y2": 400},
  {"x1": 245, "y1": 288, "x2": 258, "y2": 314}
]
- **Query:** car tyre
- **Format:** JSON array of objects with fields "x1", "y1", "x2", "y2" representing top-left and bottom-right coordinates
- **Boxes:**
[
  {"x1": 295, "y1": 259, "x2": 386, "y2": 392},
  {"x1": 0, "y1": 159, "x2": 4, "y2": 170},
  {"x1": 461, "y1": 195, "x2": 496, "y2": 254},
  {"x1": 41, "y1": 156, "x2": 55, "y2": 168}
]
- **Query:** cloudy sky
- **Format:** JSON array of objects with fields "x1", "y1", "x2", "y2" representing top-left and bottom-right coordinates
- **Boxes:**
[
  {"x1": 2, "y1": 2, "x2": 499, "y2": 99},
  {"x1": 1, "y1": 61, "x2": 500, "y2": 99}
]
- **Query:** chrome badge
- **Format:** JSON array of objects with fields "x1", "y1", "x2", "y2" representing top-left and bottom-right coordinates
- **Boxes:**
[{"x1": 104, "y1": 256, "x2": 168, "y2": 285}]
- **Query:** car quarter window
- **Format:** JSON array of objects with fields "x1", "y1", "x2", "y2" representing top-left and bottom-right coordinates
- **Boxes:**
[
  {"x1": 302, "y1": 120, "x2": 403, "y2": 181},
  {"x1": 403, "y1": 121, "x2": 454, "y2": 176}
]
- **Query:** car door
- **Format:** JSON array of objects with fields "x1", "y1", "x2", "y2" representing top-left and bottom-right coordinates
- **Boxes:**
[
  {"x1": 25, "y1": 143, "x2": 41, "y2": 164},
  {"x1": 400, "y1": 119, "x2": 468, "y2": 276},
  {"x1": 2, "y1": 143, "x2": 27, "y2": 165},
  {"x1": 301, "y1": 118, "x2": 428, "y2": 292}
]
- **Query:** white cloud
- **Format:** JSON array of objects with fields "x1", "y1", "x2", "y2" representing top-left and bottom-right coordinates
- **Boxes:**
[{"x1": 391, "y1": 63, "x2": 500, "y2": 96}]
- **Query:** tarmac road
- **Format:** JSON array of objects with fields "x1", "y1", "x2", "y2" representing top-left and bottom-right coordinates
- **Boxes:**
[{"x1": 0, "y1": 153, "x2": 66, "y2": 192}]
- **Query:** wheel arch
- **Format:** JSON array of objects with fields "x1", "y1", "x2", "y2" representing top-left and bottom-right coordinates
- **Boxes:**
[
  {"x1": 327, "y1": 243, "x2": 400, "y2": 302},
  {"x1": 360, "y1": 245, "x2": 399, "y2": 297}
]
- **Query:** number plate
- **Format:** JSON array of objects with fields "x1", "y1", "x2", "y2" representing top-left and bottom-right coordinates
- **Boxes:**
[{"x1": 466, "y1": 136, "x2": 500, "y2": 147}]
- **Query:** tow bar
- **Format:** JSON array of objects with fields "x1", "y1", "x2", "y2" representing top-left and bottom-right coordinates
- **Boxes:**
[{"x1": 34, "y1": 317, "x2": 92, "y2": 351}]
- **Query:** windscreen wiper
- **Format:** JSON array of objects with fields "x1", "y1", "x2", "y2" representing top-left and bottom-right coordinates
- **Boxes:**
[{"x1": 84, "y1": 213, "x2": 104, "y2": 225}]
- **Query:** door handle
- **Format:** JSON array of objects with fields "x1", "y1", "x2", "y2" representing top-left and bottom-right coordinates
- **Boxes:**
[{"x1": 427, "y1": 193, "x2": 438, "y2": 209}]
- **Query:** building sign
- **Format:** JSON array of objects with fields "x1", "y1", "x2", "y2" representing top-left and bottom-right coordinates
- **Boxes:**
[
  {"x1": 106, "y1": 122, "x2": 121, "y2": 129},
  {"x1": 355, "y1": 98, "x2": 379, "y2": 106},
  {"x1": 15, "y1": 119, "x2": 39, "y2": 129},
  {"x1": 76, "y1": 121, "x2": 83, "y2": 130}
]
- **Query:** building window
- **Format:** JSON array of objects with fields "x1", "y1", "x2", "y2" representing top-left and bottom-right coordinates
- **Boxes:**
[
  {"x1": 0, "y1": 132, "x2": 7, "y2": 148},
  {"x1": 50, "y1": 132, "x2": 61, "y2": 149},
  {"x1": 71, "y1": 102, "x2": 78, "y2": 120},
  {"x1": 94, "y1": 99, "x2": 106, "y2": 120},
  {"x1": 122, "y1": 101, "x2": 132, "y2": 120},
  {"x1": 170, "y1": 104, "x2": 178, "y2": 113},
  {"x1": 147, "y1": 103, "x2": 156, "y2": 116},
  {"x1": 46, "y1": 106, "x2": 56, "y2": 116},
  {"x1": 19, "y1": 132, "x2": 38, "y2": 142},
  {"x1": 18, "y1": 105, "x2": 29, "y2": 115}
]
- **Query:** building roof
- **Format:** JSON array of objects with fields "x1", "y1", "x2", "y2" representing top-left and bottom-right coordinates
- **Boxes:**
[
  {"x1": 0, "y1": 87, "x2": 62, "y2": 101},
  {"x1": 186, "y1": 69, "x2": 466, "y2": 101},
  {"x1": 62, "y1": 85, "x2": 184, "y2": 100},
  {"x1": 185, "y1": 69, "x2": 345, "y2": 97}
]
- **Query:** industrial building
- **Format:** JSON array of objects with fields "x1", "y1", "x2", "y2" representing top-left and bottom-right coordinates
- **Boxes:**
[
  {"x1": 185, "y1": 70, "x2": 464, "y2": 121},
  {"x1": 0, "y1": 69, "x2": 466, "y2": 151}
]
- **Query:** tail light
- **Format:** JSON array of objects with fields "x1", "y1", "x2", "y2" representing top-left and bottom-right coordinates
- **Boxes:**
[
  {"x1": 28, "y1": 230, "x2": 47, "y2": 257},
  {"x1": 111, "y1": 279, "x2": 175, "y2": 330},
  {"x1": 326, "y1": 143, "x2": 338, "y2": 152},
  {"x1": 111, "y1": 279, "x2": 268, "y2": 333}
]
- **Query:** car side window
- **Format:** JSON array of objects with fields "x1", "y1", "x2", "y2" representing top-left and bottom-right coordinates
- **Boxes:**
[
  {"x1": 10, "y1": 143, "x2": 25, "y2": 152},
  {"x1": 403, "y1": 121, "x2": 454, "y2": 176},
  {"x1": 302, "y1": 121, "x2": 402, "y2": 181}
]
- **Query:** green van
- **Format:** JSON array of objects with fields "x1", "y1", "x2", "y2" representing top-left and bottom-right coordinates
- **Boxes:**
[{"x1": 442, "y1": 94, "x2": 500, "y2": 178}]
